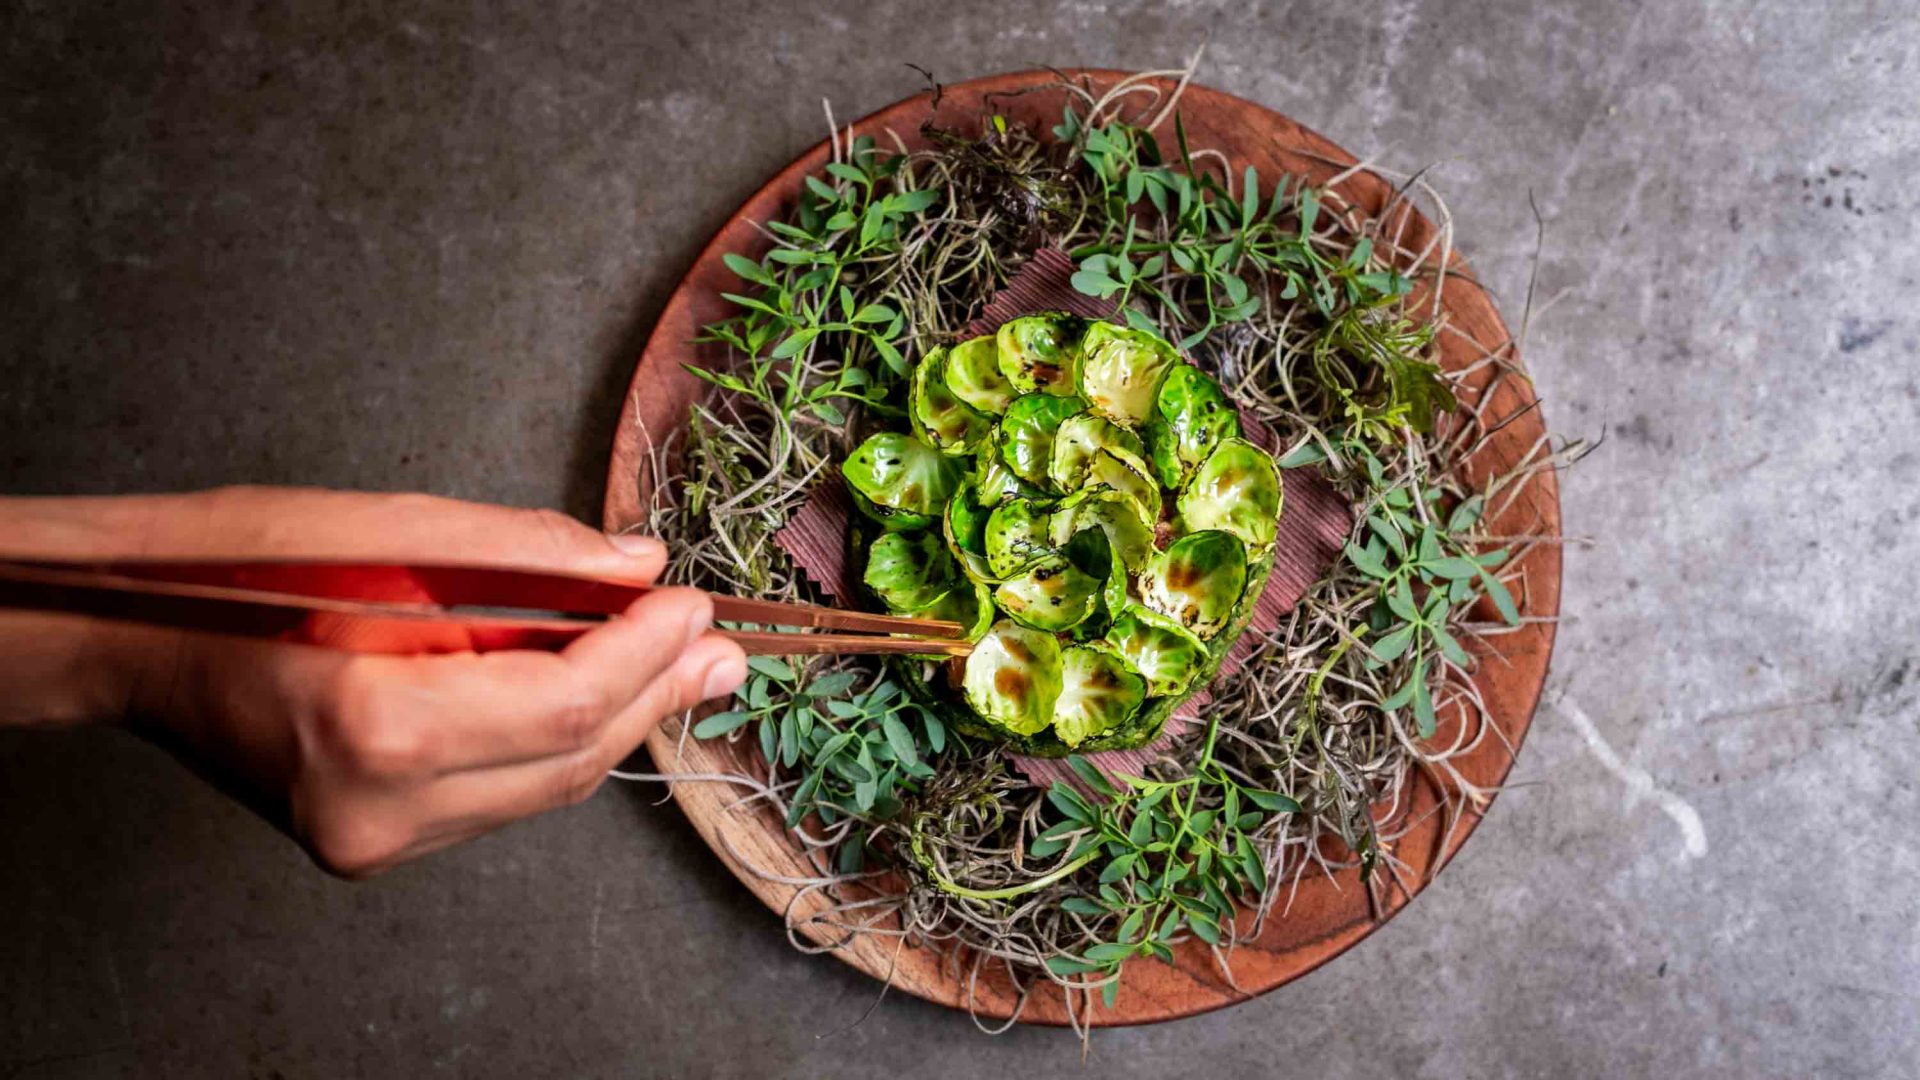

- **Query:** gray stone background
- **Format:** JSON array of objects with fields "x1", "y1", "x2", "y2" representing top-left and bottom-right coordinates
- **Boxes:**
[{"x1": 3, "y1": 0, "x2": 1916, "y2": 1076}]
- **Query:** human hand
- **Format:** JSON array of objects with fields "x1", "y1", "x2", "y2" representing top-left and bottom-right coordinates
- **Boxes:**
[{"x1": 0, "y1": 487, "x2": 747, "y2": 876}]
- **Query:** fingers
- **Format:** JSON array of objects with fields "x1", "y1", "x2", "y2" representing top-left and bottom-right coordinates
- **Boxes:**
[
  {"x1": 557, "y1": 587, "x2": 730, "y2": 725},
  {"x1": 382, "y1": 634, "x2": 748, "y2": 846},
  {"x1": 600, "y1": 632, "x2": 748, "y2": 757},
  {"x1": 322, "y1": 586, "x2": 721, "y2": 771}
]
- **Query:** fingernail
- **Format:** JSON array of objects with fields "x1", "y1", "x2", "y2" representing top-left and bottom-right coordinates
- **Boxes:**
[
  {"x1": 684, "y1": 595, "x2": 714, "y2": 640},
  {"x1": 608, "y1": 533, "x2": 665, "y2": 560},
  {"x1": 701, "y1": 654, "x2": 747, "y2": 701}
]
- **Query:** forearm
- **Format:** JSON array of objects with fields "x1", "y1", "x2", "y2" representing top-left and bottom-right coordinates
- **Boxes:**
[
  {"x1": 0, "y1": 486, "x2": 734, "y2": 875},
  {"x1": 0, "y1": 489, "x2": 316, "y2": 732},
  {"x1": 0, "y1": 491, "x2": 210, "y2": 728}
]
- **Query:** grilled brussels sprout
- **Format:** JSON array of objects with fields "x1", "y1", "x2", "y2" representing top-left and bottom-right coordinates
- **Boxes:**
[
  {"x1": 1106, "y1": 608, "x2": 1208, "y2": 696},
  {"x1": 1084, "y1": 445, "x2": 1161, "y2": 527},
  {"x1": 1137, "y1": 530, "x2": 1248, "y2": 639},
  {"x1": 909, "y1": 347, "x2": 992, "y2": 454},
  {"x1": 843, "y1": 431, "x2": 964, "y2": 531},
  {"x1": 962, "y1": 621, "x2": 1064, "y2": 734},
  {"x1": 943, "y1": 480, "x2": 998, "y2": 584},
  {"x1": 974, "y1": 452, "x2": 1041, "y2": 507},
  {"x1": 1048, "y1": 486, "x2": 1155, "y2": 570},
  {"x1": 1143, "y1": 363, "x2": 1243, "y2": 488},
  {"x1": 993, "y1": 553, "x2": 1099, "y2": 632},
  {"x1": 1077, "y1": 323, "x2": 1180, "y2": 427},
  {"x1": 1048, "y1": 412, "x2": 1147, "y2": 491},
  {"x1": 863, "y1": 531, "x2": 955, "y2": 612},
  {"x1": 945, "y1": 334, "x2": 1016, "y2": 415},
  {"x1": 996, "y1": 392, "x2": 1087, "y2": 488},
  {"x1": 921, "y1": 577, "x2": 994, "y2": 643},
  {"x1": 1050, "y1": 644, "x2": 1147, "y2": 747},
  {"x1": 1176, "y1": 437, "x2": 1282, "y2": 553},
  {"x1": 983, "y1": 498, "x2": 1052, "y2": 578},
  {"x1": 845, "y1": 318, "x2": 1283, "y2": 752},
  {"x1": 995, "y1": 313, "x2": 1084, "y2": 396}
]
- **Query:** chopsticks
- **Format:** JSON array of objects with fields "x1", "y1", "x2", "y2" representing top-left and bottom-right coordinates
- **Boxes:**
[{"x1": 0, "y1": 559, "x2": 971, "y2": 659}]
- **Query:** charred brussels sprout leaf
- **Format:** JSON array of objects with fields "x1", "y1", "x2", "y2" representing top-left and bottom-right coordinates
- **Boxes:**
[
  {"x1": 1050, "y1": 645, "x2": 1147, "y2": 747},
  {"x1": 1177, "y1": 437, "x2": 1282, "y2": 553},
  {"x1": 997, "y1": 392, "x2": 1086, "y2": 488},
  {"x1": 1049, "y1": 486, "x2": 1155, "y2": 569},
  {"x1": 921, "y1": 577, "x2": 994, "y2": 642},
  {"x1": 1105, "y1": 608, "x2": 1208, "y2": 696},
  {"x1": 909, "y1": 347, "x2": 992, "y2": 454},
  {"x1": 1049, "y1": 412, "x2": 1146, "y2": 491},
  {"x1": 1137, "y1": 530, "x2": 1248, "y2": 639},
  {"x1": 962, "y1": 621, "x2": 1064, "y2": 735},
  {"x1": 974, "y1": 452, "x2": 1042, "y2": 507},
  {"x1": 983, "y1": 498, "x2": 1052, "y2": 578},
  {"x1": 995, "y1": 313, "x2": 1084, "y2": 396},
  {"x1": 943, "y1": 481, "x2": 998, "y2": 583},
  {"x1": 1076, "y1": 322, "x2": 1180, "y2": 427},
  {"x1": 1144, "y1": 364, "x2": 1243, "y2": 488},
  {"x1": 843, "y1": 432, "x2": 964, "y2": 530},
  {"x1": 944, "y1": 334, "x2": 1015, "y2": 415},
  {"x1": 863, "y1": 531, "x2": 955, "y2": 612},
  {"x1": 993, "y1": 554, "x2": 1099, "y2": 632},
  {"x1": 1085, "y1": 445, "x2": 1161, "y2": 527},
  {"x1": 1061, "y1": 525, "x2": 1128, "y2": 633}
]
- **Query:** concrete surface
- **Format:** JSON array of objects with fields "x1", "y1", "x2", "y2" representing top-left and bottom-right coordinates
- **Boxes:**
[{"x1": 3, "y1": 1, "x2": 1917, "y2": 1076}]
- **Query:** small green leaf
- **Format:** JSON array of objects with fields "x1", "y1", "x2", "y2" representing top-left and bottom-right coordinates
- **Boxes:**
[
  {"x1": 891, "y1": 187, "x2": 940, "y2": 214},
  {"x1": 1372, "y1": 623, "x2": 1417, "y2": 662},
  {"x1": 825, "y1": 161, "x2": 867, "y2": 184},
  {"x1": 1030, "y1": 835, "x2": 1068, "y2": 858},
  {"x1": 1345, "y1": 539, "x2": 1392, "y2": 579},
  {"x1": 1046, "y1": 955, "x2": 1102, "y2": 976},
  {"x1": 808, "y1": 671, "x2": 858, "y2": 698},
  {"x1": 1432, "y1": 625, "x2": 1472, "y2": 666},
  {"x1": 1412, "y1": 671, "x2": 1437, "y2": 737},
  {"x1": 690, "y1": 710, "x2": 750, "y2": 739},
  {"x1": 881, "y1": 713, "x2": 919, "y2": 767},
  {"x1": 1481, "y1": 569, "x2": 1521, "y2": 625},
  {"x1": 1048, "y1": 785, "x2": 1093, "y2": 825},
  {"x1": 769, "y1": 327, "x2": 819, "y2": 359},
  {"x1": 1278, "y1": 440, "x2": 1327, "y2": 468},
  {"x1": 1066, "y1": 756, "x2": 1118, "y2": 798},
  {"x1": 721, "y1": 252, "x2": 773, "y2": 285},
  {"x1": 1241, "y1": 788, "x2": 1301, "y2": 813},
  {"x1": 747, "y1": 656, "x2": 794, "y2": 681}
]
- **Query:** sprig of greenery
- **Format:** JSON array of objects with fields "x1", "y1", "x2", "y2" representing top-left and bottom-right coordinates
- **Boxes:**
[
  {"x1": 694, "y1": 658, "x2": 953, "y2": 845},
  {"x1": 1057, "y1": 106, "x2": 1453, "y2": 436},
  {"x1": 1023, "y1": 720, "x2": 1301, "y2": 1006},
  {"x1": 1339, "y1": 448, "x2": 1519, "y2": 736},
  {"x1": 692, "y1": 134, "x2": 944, "y2": 423}
]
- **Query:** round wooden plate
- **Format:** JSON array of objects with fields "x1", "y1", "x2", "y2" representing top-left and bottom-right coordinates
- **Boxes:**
[{"x1": 602, "y1": 70, "x2": 1560, "y2": 1026}]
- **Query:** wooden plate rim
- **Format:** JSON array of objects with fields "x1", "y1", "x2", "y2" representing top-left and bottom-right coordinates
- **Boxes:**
[{"x1": 602, "y1": 68, "x2": 1560, "y2": 1026}]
